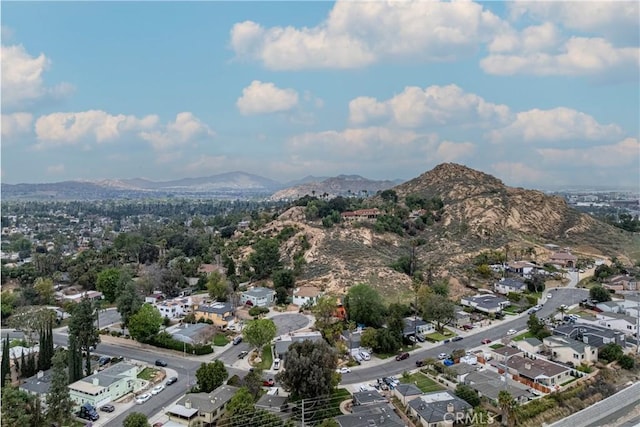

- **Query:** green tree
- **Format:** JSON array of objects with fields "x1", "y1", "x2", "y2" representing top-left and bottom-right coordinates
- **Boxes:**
[
  {"x1": 527, "y1": 313, "x2": 543, "y2": 335},
  {"x1": 590, "y1": 285, "x2": 612, "y2": 303},
  {"x1": 33, "y1": 277, "x2": 55, "y2": 305},
  {"x1": 68, "y1": 298, "x2": 100, "y2": 376},
  {"x1": 275, "y1": 287, "x2": 288, "y2": 305},
  {"x1": 1, "y1": 385, "x2": 42, "y2": 427},
  {"x1": 123, "y1": 412, "x2": 151, "y2": 427},
  {"x1": 221, "y1": 388, "x2": 257, "y2": 427},
  {"x1": 116, "y1": 281, "x2": 143, "y2": 331},
  {"x1": 248, "y1": 238, "x2": 282, "y2": 279},
  {"x1": 431, "y1": 278, "x2": 450, "y2": 297},
  {"x1": 242, "y1": 369, "x2": 264, "y2": 398},
  {"x1": 96, "y1": 267, "x2": 126, "y2": 303},
  {"x1": 360, "y1": 328, "x2": 378, "y2": 350},
  {"x1": 312, "y1": 296, "x2": 338, "y2": 330},
  {"x1": 387, "y1": 303, "x2": 407, "y2": 342},
  {"x1": 68, "y1": 335, "x2": 83, "y2": 383},
  {"x1": 243, "y1": 318, "x2": 277, "y2": 350},
  {"x1": 498, "y1": 390, "x2": 517, "y2": 427},
  {"x1": 207, "y1": 271, "x2": 229, "y2": 301},
  {"x1": 455, "y1": 384, "x2": 481, "y2": 407},
  {"x1": 272, "y1": 269, "x2": 295, "y2": 289},
  {"x1": 421, "y1": 294, "x2": 456, "y2": 333},
  {"x1": 345, "y1": 283, "x2": 386, "y2": 327},
  {"x1": 46, "y1": 349, "x2": 73, "y2": 425},
  {"x1": 276, "y1": 340, "x2": 338, "y2": 400},
  {"x1": 1, "y1": 291, "x2": 17, "y2": 319},
  {"x1": 599, "y1": 343, "x2": 624, "y2": 363},
  {"x1": 371, "y1": 328, "x2": 401, "y2": 354},
  {"x1": 128, "y1": 304, "x2": 163, "y2": 343},
  {"x1": 618, "y1": 354, "x2": 635, "y2": 369},
  {"x1": 195, "y1": 360, "x2": 228, "y2": 393},
  {"x1": 1, "y1": 334, "x2": 10, "y2": 385}
]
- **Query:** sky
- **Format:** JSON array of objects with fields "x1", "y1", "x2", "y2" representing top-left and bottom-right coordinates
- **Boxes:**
[{"x1": 1, "y1": 1, "x2": 639, "y2": 189}]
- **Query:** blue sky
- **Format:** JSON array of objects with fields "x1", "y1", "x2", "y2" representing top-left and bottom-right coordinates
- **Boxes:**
[{"x1": 2, "y1": 1, "x2": 639, "y2": 189}]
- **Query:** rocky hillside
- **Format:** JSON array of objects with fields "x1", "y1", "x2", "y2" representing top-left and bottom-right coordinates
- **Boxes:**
[
  {"x1": 269, "y1": 175, "x2": 400, "y2": 201},
  {"x1": 243, "y1": 163, "x2": 638, "y2": 300}
]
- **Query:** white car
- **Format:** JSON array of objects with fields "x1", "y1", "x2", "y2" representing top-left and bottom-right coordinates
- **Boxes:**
[
  {"x1": 337, "y1": 367, "x2": 351, "y2": 374},
  {"x1": 135, "y1": 393, "x2": 151, "y2": 404},
  {"x1": 507, "y1": 329, "x2": 517, "y2": 336},
  {"x1": 359, "y1": 351, "x2": 371, "y2": 361},
  {"x1": 151, "y1": 385, "x2": 165, "y2": 395},
  {"x1": 438, "y1": 353, "x2": 448, "y2": 360},
  {"x1": 273, "y1": 358, "x2": 281, "y2": 370},
  {"x1": 547, "y1": 293, "x2": 552, "y2": 299}
]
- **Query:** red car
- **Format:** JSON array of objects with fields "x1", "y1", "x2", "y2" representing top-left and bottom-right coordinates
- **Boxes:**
[
  {"x1": 395, "y1": 352, "x2": 410, "y2": 361},
  {"x1": 481, "y1": 338, "x2": 492, "y2": 344},
  {"x1": 263, "y1": 378, "x2": 275, "y2": 387}
]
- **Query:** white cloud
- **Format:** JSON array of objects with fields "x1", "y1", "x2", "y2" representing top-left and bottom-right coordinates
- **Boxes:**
[
  {"x1": 181, "y1": 155, "x2": 229, "y2": 174},
  {"x1": 1, "y1": 44, "x2": 73, "y2": 111},
  {"x1": 139, "y1": 112, "x2": 215, "y2": 151},
  {"x1": 537, "y1": 137, "x2": 640, "y2": 168},
  {"x1": 349, "y1": 84, "x2": 511, "y2": 128},
  {"x1": 488, "y1": 22, "x2": 560, "y2": 54},
  {"x1": 230, "y1": 0, "x2": 506, "y2": 70},
  {"x1": 491, "y1": 162, "x2": 547, "y2": 185},
  {"x1": 435, "y1": 141, "x2": 476, "y2": 162},
  {"x1": 35, "y1": 110, "x2": 159, "y2": 147},
  {"x1": 1, "y1": 112, "x2": 33, "y2": 139},
  {"x1": 46, "y1": 164, "x2": 65, "y2": 175},
  {"x1": 482, "y1": 36, "x2": 639, "y2": 77},
  {"x1": 236, "y1": 80, "x2": 299, "y2": 115},
  {"x1": 508, "y1": 1, "x2": 640, "y2": 43},
  {"x1": 489, "y1": 107, "x2": 622, "y2": 143}
]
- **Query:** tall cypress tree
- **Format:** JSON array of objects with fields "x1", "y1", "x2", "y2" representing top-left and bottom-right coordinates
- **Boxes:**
[
  {"x1": 1, "y1": 335, "x2": 10, "y2": 385},
  {"x1": 20, "y1": 349, "x2": 26, "y2": 378},
  {"x1": 46, "y1": 350, "x2": 73, "y2": 425},
  {"x1": 68, "y1": 336, "x2": 82, "y2": 383},
  {"x1": 37, "y1": 328, "x2": 46, "y2": 372},
  {"x1": 26, "y1": 351, "x2": 36, "y2": 378}
]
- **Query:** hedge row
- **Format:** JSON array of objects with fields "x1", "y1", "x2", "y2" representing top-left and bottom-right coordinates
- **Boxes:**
[{"x1": 147, "y1": 332, "x2": 214, "y2": 355}]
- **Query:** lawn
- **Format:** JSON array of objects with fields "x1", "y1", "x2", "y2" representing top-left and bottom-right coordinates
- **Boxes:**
[
  {"x1": 400, "y1": 372, "x2": 444, "y2": 393},
  {"x1": 512, "y1": 331, "x2": 535, "y2": 341},
  {"x1": 489, "y1": 343, "x2": 505, "y2": 350},
  {"x1": 425, "y1": 328, "x2": 456, "y2": 341},
  {"x1": 213, "y1": 334, "x2": 229, "y2": 346},
  {"x1": 255, "y1": 346, "x2": 274, "y2": 371},
  {"x1": 137, "y1": 368, "x2": 158, "y2": 381}
]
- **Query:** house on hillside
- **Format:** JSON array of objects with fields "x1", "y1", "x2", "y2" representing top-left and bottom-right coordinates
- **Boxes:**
[
  {"x1": 549, "y1": 251, "x2": 577, "y2": 268},
  {"x1": 604, "y1": 275, "x2": 638, "y2": 292},
  {"x1": 494, "y1": 278, "x2": 527, "y2": 295},
  {"x1": 507, "y1": 261, "x2": 538, "y2": 277},
  {"x1": 340, "y1": 208, "x2": 381, "y2": 223},
  {"x1": 542, "y1": 335, "x2": 597, "y2": 366},
  {"x1": 460, "y1": 294, "x2": 510, "y2": 314},
  {"x1": 553, "y1": 324, "x2": 626, "y2": 349},
  {"x1": 240, "y1": 287, "x2": 275, "y2": 307},
  {"x1": 194, "y1": 302, "x2": 235, "y2": 328},
  {"x1": 292, "y1": 286, "x2": 323, "y2": 307}
]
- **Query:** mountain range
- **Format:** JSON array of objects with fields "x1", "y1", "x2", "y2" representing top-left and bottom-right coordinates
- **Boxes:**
[{"x1": 0, "y1": 172, "x2": 402, "y2": 201}]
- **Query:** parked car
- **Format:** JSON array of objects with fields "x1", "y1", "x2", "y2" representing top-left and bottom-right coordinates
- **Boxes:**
[
  {"x1": 462, "y1": 324, "x2": 474, "y2": 330},
  {"x1": 136, "y1": 393, "x2": 152, "y2": 404},
  {"x1": 395, "y1": 352, "x2": 409, "y2": 361},
  {"x1": 76, "y1": 403, "x2": 100, "y2": 421},
  {"x1": 438, "y1": 352, "x2": 448, "y2": 360},
  {"x1": 238, "y1": 350, "x2": 249, "y2": 359},
  {"x1": 481, "y1": 338, "x2": 492, "y2": 344},
  {"x1": 452, "y1": 336, "x2": 463, "y2": 342},
  {"x1": 359, "y1": 351, "x2": 371, "y2": 361},
  {"x1": 166, "y1": 377, "x2": 178, "y2": 386},
  {"x1": 273, "y1": 358, "x2": 281, "y2": 370},
  {"x1": 416, "y1": 334, "x2": 425, "y2": 342},
  {"x1": 151, "y1": 384, "x2": 165, "y2": 395},
  {"x1": 233, "y1": 336, "x2": 243, "y2": 345},
  {"x1": 337, "y1": 367, "x2": 351, "y2": 374},
  {"x1": 263, "y1": 378, "x2": 275, "y2": 387},
  {"x1": 98, "y1": 356, "x2": 111, "y2": 366},
  {"x1": 155, "y1": 360, "x2": 167, "y2": 367},
  {"x1": 99, "y1": 404, "x2": 115, "y2": 413},
  {"x1": 415, "y1": 360, "x2": 426, "y2": 367},
  {"x1": 408, "y1": 336, "x2": 417, "y2": 343},
  {"x1": 507, "y1": 329, "x2": 517, "y2": 336}
]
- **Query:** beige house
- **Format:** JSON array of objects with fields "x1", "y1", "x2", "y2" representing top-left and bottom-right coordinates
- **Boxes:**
[
  {"x1": 549, "y1": 251, "x2": 577, "y2": 268},
  {"x1": 166, "y1": 385, "x2": 239, "y2": 426},
  {"x1": 194, "y1": 302, "x2": 235, "y2": 328},
  {"x1": 292, "y1": 286, "x2": 323, "y2": 307},
  {"x1": 68, "y1": 363, "x2": 140, "y2": 410},
  {"x1": 543, "y1": 336, "x2": 597, "y2": 366}
]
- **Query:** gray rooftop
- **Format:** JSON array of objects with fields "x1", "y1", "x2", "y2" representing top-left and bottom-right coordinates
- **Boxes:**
[
  {"x1": 255, "y1": 394, "x2": 289, "y2": 412},
  {"x1": 407, "y1": 391, "x2": 472, "y2": 423},
  {"x1": 352, "y1": 390, "x2": 387, "y2": 405},
  {"x1": 497, "y1": 278, "x2": 527, "y2": 290},
  {"x1": 243, "y1": 287, "x2": 275, "y2": 298},
  {"x1": 170, "y1": 323, "x2": 213, "y2": 341},
  {"x1": 544, "y1": 336, "x2": 592, "y2": 353},
  {"x1": 20, "y1": 369, "x2": 53, "y2": 396},
  {"x1": 196, "y1": 302, "x2": 233, "y2": 314},
  {"x1": 464, "y1": 370, "x2": 531, "y2": 402},
  {"x1": 394, "y1": 383, "x2": 423, "y2": 397},
  {"x1": 336, "y1": 402, "x2": 405, "y2": 427},
  {"x1": 174, "y1": 385, "x2": 239, "y2": 414},
  {"x1": 522, "y1": 337, "x2": 543, "y2": 347},
  {"x1": 80, "y1": 362, "x2": 137, "y2": 389}
]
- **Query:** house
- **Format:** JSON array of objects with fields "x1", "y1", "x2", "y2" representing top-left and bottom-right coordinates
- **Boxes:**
[
  {"x1": 553, "y1": 324, "x2": 627, "y2": 349},
  {"x1": 407, "y1": 391, "x2": 473, "y2": 427},
  {"x1": 460, "y1": 294, "x2": 510, "y2": 314},
  {"x1": 153, "y1": 297, "x2": 192, "y2": 319},
  {"x1": 341, "y1": 328, "x2": 364, "y2": 353},
  {"x1": 194, "y1": 302, "x2": 235, "y2": 328},
  {"x1": 403, "y1": 318, "x2": 434, "y2": 337},
  {"x1": 61, "y1": 290, "x2": 104, "y2": 303},
  {"x1": 604, "y1": 275, "x2": 638, "y2": 292},
  {"x1": 393, "y1": 383, "x2": 423, "y2": 405},
  {"x1": 255, "y1": 393, "x2": 289, "y2": 413},
  {"x1": 169, "y1": 323, "x2": 215, "y2": 345},
  {"x1": 505, "y1": 355, "x2": 572, "y2": 389},
  {"x1": 340, "y1": 208, "x2": 381, "y2": 223},
  {"x1": 494, "y1": 278, "x2": 527, "y2": 295},
  {"x1": 145, "y1": 292, "x2": 165, "y2": 304},
  {"x1": 516, "y1": 337, "x2": 543, "y2": 357},
  {"x1": 549, "y1": 251, "x2": 577, "y2": 268},
  {"x1": 166, "y1": 385, "x2": 239, "y2": 426},
  {"x1": 464, "y1": 370, "x2": 532, "y2": 405},
  {"x1": 20, "y1": 369, "x2": 51, "y2": 404},
  {"x1": 448, "y1": 363, "x2": 477, "y2": 383},
  {"x1": 507, "y1": 261, "x2": 538, "y2": 278},
  {"x1": 579, "y1": 312, "x2": 639, "y2": 336},
  {"x1": 491, "y1": 346, "x2": 523, "y2": 363},
  {"x1": 352, "y1": 390, "x2": 388, "y2": 406},
  {"x1": 274, "y1": 331, "x2": 324, "y2": 359},
  {"x1": 336, "y1": 402, "x2": 405, "y2": 427},
  {"x1": 292, "y1": 286, "x2": 323, "y2": 307},
  {"x1": 68, "y1": 363, "x2": 140, "y2": 410},
  {"x1": 542, "y1": 336, "x2": 597, "y2": 366},
  {"x1": 240, "y1": 287, "x2": 275, "y2": 307},
  {"x1": 1, "y1": 344, "x2": 39, "y2": 385}
]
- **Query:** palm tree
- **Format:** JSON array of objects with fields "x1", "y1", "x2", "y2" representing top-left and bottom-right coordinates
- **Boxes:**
[{"x1": 498, "y1": 390, "x2": 518, "y2": 426}]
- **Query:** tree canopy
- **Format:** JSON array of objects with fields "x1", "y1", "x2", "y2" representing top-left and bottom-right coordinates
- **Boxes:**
[
  {"x1": 123, "y1": 412, "x2": 151, "y2": 427},
  {"x1": 68, "y1": 298, "x2": 100, "y2": 376},
  {"x1": 248, "y1": 239, "x2": 282, "y2": 279},
  {"x1": 590, "y1": 285, "x2": 612, "y2": 303},
  {"x1": 195, "y1": 360, "x2": 228, "y2": 393},
  {"x1": 420, "y1": 293, "x2": 456, "y2": 333},
  {"x1": 243, "y1": 318, "x2": 277, "y2": 350},
  {"x1": 128, "y1": 304, "x2": 163, "y2": 343},
  {"x1": 276, "y1": 339, "x2": 338, "y2": 400},
  {"x1": 345, "y1": 283, "x2": 386, "y2": 327}
]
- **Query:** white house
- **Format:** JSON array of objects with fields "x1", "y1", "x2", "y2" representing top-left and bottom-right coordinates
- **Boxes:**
[
  {"x1": 240, "y1": 287, "x2": 275, "y2": 307},
  {"x1": 153, "y1": 297, "x2": 192, "y2": 319},
  {"x1": 494, "y1": 278, "x2": 527, "y2": 295},
  {"x1": 68, "y1": 363, "x2": 141, "y2": 410},
  {"x1": 543, "y1": 336, "x2": 597, "y2": 366},
  {"x1": 460, "y1": 294, "x2": 510, "y2": 314},
  {"x1": 292, "y1": 286, "x2": 323, "y2": 307}
]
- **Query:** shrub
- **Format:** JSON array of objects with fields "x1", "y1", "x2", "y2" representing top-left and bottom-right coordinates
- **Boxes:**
[
  {"x1": 147, "y1": 332, "x2": 214, "y2": 355},
  {"x1": 618, "y1": 355, "x2": 635, "y2": 370},
  {"x1": 248, "y1": 306, "x2": 269, "y2": 317}
]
